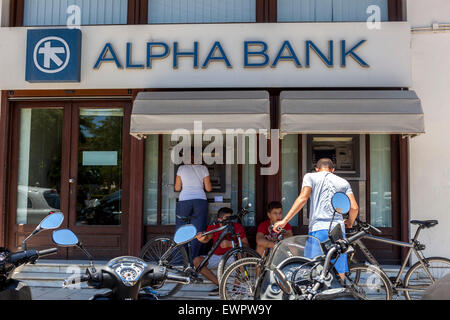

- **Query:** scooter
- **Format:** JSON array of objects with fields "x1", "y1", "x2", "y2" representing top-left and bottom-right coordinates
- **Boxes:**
[
  {"x1": 52, "y1": 228, "x2": 192, "y2": 300},
  {"x1": 0, "y1": 213, "x2": 64, "y2": 300}
]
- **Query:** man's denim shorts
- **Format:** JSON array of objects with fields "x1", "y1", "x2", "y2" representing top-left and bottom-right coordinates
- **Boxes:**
[{"x1": 305, "y1": 229, "x2": 349, "y2": 274}]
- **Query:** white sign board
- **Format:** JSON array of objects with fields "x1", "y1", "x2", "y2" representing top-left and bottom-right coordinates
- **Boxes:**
[{"x1": 0, "y1": 22, "x2": 411, "y2": 89}]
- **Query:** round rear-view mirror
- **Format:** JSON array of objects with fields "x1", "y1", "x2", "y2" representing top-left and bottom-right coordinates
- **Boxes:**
[
  {"x1": 174, "y1": 225, "x2": 197, "y2": 245},
  {"x1": 52, "y1": 229, "x2": 79, "y2": 247},
  {"x1": 39, "y1": 212, "x2": 64, "y2": 230},
  {"x1": 331, "y1": 192, "x2": 351, "y2": 215}
]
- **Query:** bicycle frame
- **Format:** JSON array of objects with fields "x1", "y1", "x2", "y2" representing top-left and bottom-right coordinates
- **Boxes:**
[
  {"x1": 194, "y1": 222, "x2": 243, "y2": 273},
  {"x1": 349, "y1": 225, "x2": 435, "y2": 292},
  {"x1": 160, "y1": 219, "x2": 245, "y2": 276}
]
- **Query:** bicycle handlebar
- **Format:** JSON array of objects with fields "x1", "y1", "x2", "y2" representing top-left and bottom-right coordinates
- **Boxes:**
[{"x1": 351, "y1": 219, "x2": 383, "y2": 235}]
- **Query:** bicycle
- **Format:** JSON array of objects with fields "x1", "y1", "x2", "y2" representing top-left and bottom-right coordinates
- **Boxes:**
[
  {"x1": 237, "y1": 193, "x2": 391, "y2": 301},
  {"x1": 219, "y1": 227, "x2": 286, "y2": 300},
  {"x1": 139, "y1": 205, "x2": 259, "y2": 298},
  {"x1": 346, "y1": 218, "x2": 450, "y2": 300}
]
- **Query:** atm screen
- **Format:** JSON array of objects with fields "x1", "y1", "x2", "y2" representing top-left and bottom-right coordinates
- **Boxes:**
[{"x1": 310, "y1": 136, "x2": 358, "y2": 174}]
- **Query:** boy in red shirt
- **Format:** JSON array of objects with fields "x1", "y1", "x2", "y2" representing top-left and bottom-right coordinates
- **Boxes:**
[
  {"x1": 194, "y1": 207, "x2": 249, "y2": 295},
  {"x1": 256, "y1": 201, "x2": 293, "y2": 256}
]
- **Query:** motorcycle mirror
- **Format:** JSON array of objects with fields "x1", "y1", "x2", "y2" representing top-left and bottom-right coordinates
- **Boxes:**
[
  {"x1": 174, "y1": 225, "x2": 197, "y2": 245},
  {"x1": 39, "y1": 212, "x2": 64, "y2": 230},
  {"x1": 52, "y1": 229, "x2": 79, "y2": 247},
  {"x1": 21, "y1": 212, "x2": 65, "y2": 250},
  {"x1": 52, "y1": 229, "x2": 95, "y2": 267},
  {"x1": 273, "y1": 267, "x2": 292, "y2": 295},
  {"x1": 331, "y1": 192, "x2": 351, "y2": 215}
]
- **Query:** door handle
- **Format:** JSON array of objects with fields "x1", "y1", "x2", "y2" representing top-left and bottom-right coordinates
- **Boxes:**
[{"x1": 69, "y1": 178, "x2": 76, "y2": 184}]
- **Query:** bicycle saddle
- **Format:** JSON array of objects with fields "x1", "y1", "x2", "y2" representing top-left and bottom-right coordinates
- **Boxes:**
[{"x1": 410, "y1": 220, "x2": 438, "y2": 228}]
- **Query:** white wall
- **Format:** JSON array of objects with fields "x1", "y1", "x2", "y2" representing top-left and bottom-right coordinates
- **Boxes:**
[{"x1": 409, "y1": 0, "x2": 450, "y2": 259}]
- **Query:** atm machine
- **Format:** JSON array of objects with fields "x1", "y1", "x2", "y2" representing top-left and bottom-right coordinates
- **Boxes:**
[{"x1": 303, "y1": 135, "x2": 367, "y2": 224}]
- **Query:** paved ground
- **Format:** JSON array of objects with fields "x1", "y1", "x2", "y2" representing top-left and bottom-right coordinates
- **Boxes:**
[
  {"x1": 31, "y1": 287, "x2": 111, "y2": 300},
  {"x1": 30, "y1": 285, "x2": 221, "y2": 300},
  {"x1": 18, "y1": 260, "x2": 407, "y2": 300}
]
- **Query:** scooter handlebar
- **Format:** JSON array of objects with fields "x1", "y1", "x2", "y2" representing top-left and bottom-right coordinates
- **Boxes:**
[
  {"x1": 38, "y1": 248, "x2": 58, "y2": 257},
  {"x1": 166, "y1": 272, "x2": 190, "y2": 284},
  {"x1": 62, "y1": 274, "x2": 91, "y2": 288}
]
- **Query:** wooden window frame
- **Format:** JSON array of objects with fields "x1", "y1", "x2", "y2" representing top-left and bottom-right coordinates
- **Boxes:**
[
  {"x1": 265, "y1": 0, "x2": 403, "y2": 23},
  {"x1": 8, "y1": 0, "x2": 147, "y2": 27},
  {"x1": 10, "y1": 0, "x2": 404, "y2": 27}
]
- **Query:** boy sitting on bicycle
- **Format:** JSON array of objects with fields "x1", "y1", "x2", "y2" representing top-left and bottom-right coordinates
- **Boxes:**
[
  {"x1": 194, "y1": 207, "x2": 249, "y2": 296},
  {"x1": 256, "y1": 201, "x2": 293, "y2": 256}
]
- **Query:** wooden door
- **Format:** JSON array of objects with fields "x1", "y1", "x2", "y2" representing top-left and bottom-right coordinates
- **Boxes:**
[{"x1": 7, "y1": 100, "x2": 130, "y2": 260}]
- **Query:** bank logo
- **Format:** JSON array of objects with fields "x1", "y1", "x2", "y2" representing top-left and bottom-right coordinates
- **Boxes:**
[
  {"x1": 26, "y1": 29, "x2": 82, "y2": 82},
  {"x1": 34, "y1": 37, "x2": 70, "y2": 73}
]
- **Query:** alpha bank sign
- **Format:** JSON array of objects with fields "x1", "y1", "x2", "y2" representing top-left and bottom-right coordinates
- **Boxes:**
[
  {"x1": 21, "y1": 24, "x2": 411, "y2": 87},
  {"x1": 25, "y1": 29, "x2": 369, "y2": 83},
  {"x1": 93, "y1": 39, "x2": 369, "y2": 70}
]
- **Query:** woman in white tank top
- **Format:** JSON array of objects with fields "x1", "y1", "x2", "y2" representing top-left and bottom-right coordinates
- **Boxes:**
[{"x1": 174, "y1": 149, "x2": 212, "y2": 259}]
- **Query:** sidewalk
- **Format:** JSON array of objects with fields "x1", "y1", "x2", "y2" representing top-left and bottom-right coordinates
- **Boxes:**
[{"x1": 15, "y1": 260, "x2": 407, "y2": 300}]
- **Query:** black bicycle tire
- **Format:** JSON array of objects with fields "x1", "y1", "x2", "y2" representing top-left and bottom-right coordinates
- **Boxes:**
[
  {"x1": 217, "y1": 247, "x2": 260, "y2": 281},
  {"x1": 139, "y1": 236, "x2": 189, "y2": 298},
  {"x1": 347, "y1": 264, "x2": 393, "y2": 300},
  {"x1": 219, "y1": 257, "x2": 262, "y2": 300},
  {"x1": 403, "y1": 257, "x2": 450, "y2": 300}
]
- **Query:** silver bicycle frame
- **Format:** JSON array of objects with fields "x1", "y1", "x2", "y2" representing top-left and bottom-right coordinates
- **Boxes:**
[{"x1": 350, "y1": 226, "x2": 435, "y2": 291}]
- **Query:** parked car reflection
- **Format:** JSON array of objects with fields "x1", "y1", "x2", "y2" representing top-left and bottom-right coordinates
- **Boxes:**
[
  {"x1": 17, "y1": 185, "x2": 61, "y2": 225},
  {"x1": 76, "y1": 190, "x2": 121, "y2": 225}
]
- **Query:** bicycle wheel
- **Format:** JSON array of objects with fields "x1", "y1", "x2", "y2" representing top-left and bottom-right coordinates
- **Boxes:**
[
  {"x1": 219, "y1": 257, "x2": 262, "y2": 300},
  {"x1": 139, "y1": 237, "x2": 189, "y2": 298},
  {"x1": 217, "y1": 247, "x2": 260, "y2": 281},
  {"x1": 403, "y1": 257, "x2": 450, "y2": 300},
  {"x1": 346, "y1": 264, "x2": 393, "y2": 300}
]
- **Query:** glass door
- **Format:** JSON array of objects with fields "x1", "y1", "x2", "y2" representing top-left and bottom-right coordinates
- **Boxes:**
[
  {"x1": 8, "y1": 102, "x2": 70, "y2": 258},
  {"x1": 67, "y1": 103, "x2": 129, "y2": 259},
  {"x1": 8, "y1": 101, "x2": 129, "y2": 259}
]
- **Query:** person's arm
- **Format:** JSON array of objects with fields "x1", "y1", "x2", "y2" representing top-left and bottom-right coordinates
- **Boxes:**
[
  {"x1": 174, "y1": 175, "x2": 182, "y2": 192},
  {"x1": 344, "y1": 192, "x2": 359, "y2": 228},
  {"x1": 203, "y1": 176, "x2": 212, "y2": 192},
  {"x1": 196, "y1": 232, "x2": 212, "y2": 243},
  {"x1": 273, "y1": 186, "x2": 312, "y2": 232},
  {"x1": 241, "y1": 237, "x2": 250, "y2": 248},
  {"x1": 256, "y1": 232, "x2": 275, "y2": 249},
  {"x1": 220, "y1": 239, "x2": 233, "y2": 248}
]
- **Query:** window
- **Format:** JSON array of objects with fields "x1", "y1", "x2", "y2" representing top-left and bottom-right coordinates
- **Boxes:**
[
  {"x1": 23, "y1": 0, "x2": 128, "y2": 26},
  {"x1": 16, "y1": 108, "x2": 63, "y2": 225},
  {"x1": 143, "y1": 135, "x2": 159, "y2": 225},
  {"x1": 278, "y1": 0, "x2": 388, "y2": 22},
  {"x1": 143, "y1": 134, "x2": 257, "y2": 226},
  {"x1": 148, "y1": 0, "x2": 256, "y2": 24},
  {"x1": 369, "y1": 135, "x2": 392, "y2": 228},
  {"x1": 281, "y1": 134, "x2": 299, "y2": 226}
]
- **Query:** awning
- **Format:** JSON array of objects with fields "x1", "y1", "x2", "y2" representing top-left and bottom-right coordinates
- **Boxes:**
[
  {"x1": 130, "y1": 91, "x2": 270, "y2": 138},
  {"x1": 280, "y1": 91, "x2": 425, "y2": 136}
]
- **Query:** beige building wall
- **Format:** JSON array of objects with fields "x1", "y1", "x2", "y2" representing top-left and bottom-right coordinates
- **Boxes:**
[{"x1": 409, "y1": 0, "x2": 450, "y2": 259}]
